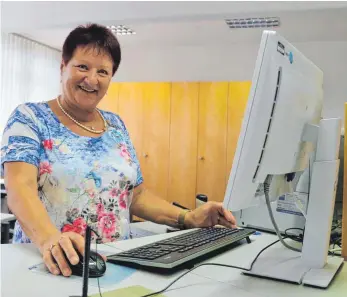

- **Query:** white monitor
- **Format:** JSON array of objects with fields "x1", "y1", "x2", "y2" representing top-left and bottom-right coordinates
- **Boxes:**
[
  {"x1": 223, "y1": 30, "x2": 323, "y2": 212},
  {"x1": 223, "y1": 30, "x2": 343, "y2": 288}
]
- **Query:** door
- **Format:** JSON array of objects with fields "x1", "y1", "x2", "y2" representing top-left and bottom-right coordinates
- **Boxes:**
[
  {"x1": 168, "y1": 82, "x2": 199, "y2": 209},
  {"x1": 197, "y1": 82, "x2": 229, "y2": 203},
  {"x1": 141, "y1": 83, "x2": 171, "y2": 200}
]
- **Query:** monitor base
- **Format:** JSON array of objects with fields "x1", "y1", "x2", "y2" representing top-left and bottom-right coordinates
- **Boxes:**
[{"x1": 243, "y1": 245, "x2": 343, "y2": 288}]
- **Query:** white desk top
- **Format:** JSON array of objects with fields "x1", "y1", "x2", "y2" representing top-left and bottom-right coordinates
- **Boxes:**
[{"x1": 1, "y1": 222, "x2": 346, "y2": 297}]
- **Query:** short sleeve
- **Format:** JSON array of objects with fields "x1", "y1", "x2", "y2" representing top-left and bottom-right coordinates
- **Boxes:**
[
  {"x1": 105, "y1": 112, "x2": 144, "y2": 187},
  {"x1": 1, "y1": 104, "x2": 41, "y2": 174}
]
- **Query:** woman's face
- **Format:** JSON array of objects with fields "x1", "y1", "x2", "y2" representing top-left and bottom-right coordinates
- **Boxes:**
[{"x1": 60, "y1": 46, "x2": 114, "y2": 112}]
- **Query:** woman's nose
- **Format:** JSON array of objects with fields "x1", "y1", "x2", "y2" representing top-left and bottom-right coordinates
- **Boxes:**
[{"x1": 84, "y1": 71, "x2": 98, "y2": 87}]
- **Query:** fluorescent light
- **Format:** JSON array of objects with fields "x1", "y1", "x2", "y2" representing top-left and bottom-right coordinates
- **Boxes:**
[
  {"x1": 225, "y1": 17, "x2": 280, "y2": 29},
  {"x1": 107, "y1": 25, "x2": 136, "y2": 36}
]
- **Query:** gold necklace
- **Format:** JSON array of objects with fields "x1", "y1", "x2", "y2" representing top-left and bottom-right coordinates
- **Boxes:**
[{"x1": 56, "y1": 96, "x2": 107, "y2": 134}]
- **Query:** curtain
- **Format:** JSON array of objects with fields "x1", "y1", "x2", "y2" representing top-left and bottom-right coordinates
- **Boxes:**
[{"x1": 1, "y1": 33, "x2": 61, "y2": 135}]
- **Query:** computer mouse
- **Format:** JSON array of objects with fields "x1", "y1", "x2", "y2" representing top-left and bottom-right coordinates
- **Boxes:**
[{"x1": 69, "y1": 250, "x2": 106, "y2": 278}]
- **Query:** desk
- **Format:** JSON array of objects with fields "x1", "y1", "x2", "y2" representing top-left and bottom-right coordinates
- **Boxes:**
[{"x1": 1, "y1": 223, "x2": 346, "y2": 297}]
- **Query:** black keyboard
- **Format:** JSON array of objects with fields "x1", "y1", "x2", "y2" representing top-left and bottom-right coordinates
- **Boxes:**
[{"x1": 108, "y1": 227, "x2": 255, "y2": 269}]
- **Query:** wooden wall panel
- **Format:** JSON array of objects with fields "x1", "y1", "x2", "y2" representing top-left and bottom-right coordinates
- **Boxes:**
[
  {"x1": 141, "y1": 83, "x2": 171, "y2": 200},
  {"x1": 196, "y1": 82, "x2": 229, "y2": 203},
  {"x1": 118, "y1": 83, "x2": 145, "y2": 158},
  {"x1": 168, "y1": 82, "x2": 199, "y2": 209},
  {"x1": 98, "y1": 83, "x2": 119, "y2": 113},
  {"x1": 103, "y1": 81, "x2": 252, "y2": 209}
]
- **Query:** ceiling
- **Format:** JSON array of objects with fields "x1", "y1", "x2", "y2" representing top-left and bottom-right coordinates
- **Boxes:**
[{"x1": 2, "y1": 1, "x2": 347, "y2": 50}]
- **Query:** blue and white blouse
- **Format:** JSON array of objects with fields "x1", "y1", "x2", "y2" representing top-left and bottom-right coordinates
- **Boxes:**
[{"x1": 1, "y1": 102, "x2": 143, "y2": 243}]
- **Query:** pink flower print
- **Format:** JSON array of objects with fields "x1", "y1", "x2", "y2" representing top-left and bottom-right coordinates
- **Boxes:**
[
  {"x1": 110, "y1": 188, "x2": 118, "y2": 197},
  {"x1": 62, "y1": 224, "x2": 76, "y2": 233},
  {"x1": 120, "y1": 144, "x2": 131, "y2": 161},
  {"x1": 119, "y1": 190, "x2": 128, "y2": 209},
  {"x1": 98, "y1": 213, "x2": 116, "y2": 240},
  {"x1": 39, "y1": 161, "x2": 52, "y2": 176},
  {"x1": 96, "y1": 203, "x2": 105, "y2": 216},
  {"x1": 42, "y1": 139, "x2": 53, "y2": 150},
  {"x1": 62, "y1": 217, "x2": 87, "y2": 236},
  {"x1": 73, "y1": 217, "x2": 87, "y2": 235}
]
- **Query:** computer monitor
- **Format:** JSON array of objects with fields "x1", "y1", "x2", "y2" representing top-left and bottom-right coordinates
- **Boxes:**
[
  {"x1": 223, "y1": 30, "x2": 323, "y2": 212},
  {"x1": 223, "y1": 30, "x2": 343, "y2": 288}
]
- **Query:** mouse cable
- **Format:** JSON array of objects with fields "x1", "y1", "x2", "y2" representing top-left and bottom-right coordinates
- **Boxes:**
[
  {"x1": 139, "y1": 237, "x2": 283, "y2": 297},
  {"x1": 86, "y1": 225, "x2": 103, "y2": 297},
  {"x1": 95, "y1": 239, "x2": 103, "y2": 297}
]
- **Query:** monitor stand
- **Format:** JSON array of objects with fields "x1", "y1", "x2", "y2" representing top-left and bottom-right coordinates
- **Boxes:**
[
  {"x1": 245, "y1": 118, "x2": 344, "y2": 288},
  {"x1": 243, "y1": 243, "x2": 343, "y2": 288}
]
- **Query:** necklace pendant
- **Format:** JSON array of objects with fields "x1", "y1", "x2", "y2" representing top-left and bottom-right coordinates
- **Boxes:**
[{"x1": 91, "y1": 126, "x2": 95, "y2": 130}]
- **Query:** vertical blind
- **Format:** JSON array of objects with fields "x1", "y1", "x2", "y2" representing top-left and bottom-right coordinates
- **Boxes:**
[{"x1": 1, "y1": 33, "x2": 61, "y2": 135}]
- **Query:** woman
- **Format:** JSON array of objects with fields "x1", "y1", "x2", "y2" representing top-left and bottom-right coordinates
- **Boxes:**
[{"x1": 1, "y1": 23, "x2": 236, "y2": 277}]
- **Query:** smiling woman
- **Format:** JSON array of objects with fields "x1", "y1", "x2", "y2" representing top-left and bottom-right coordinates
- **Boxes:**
[
  {"x1": 54, "y1": 24, "x2": 121, "y2": 135},
  {"x1": 1, "y1": 23, "x2": 236, "y2": 278}
]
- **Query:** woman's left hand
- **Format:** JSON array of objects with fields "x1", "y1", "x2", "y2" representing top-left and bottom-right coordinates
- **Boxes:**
[{"x1": 184, "y1": 201, "x2": 237, "y2": 229}]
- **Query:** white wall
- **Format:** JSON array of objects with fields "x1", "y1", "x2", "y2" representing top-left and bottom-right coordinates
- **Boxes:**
[
  {"x1": 115, "y1": 41, "x2": 347, "y2": 120},
  {"x1": 297, "y1": 42, "x2": 347, "y2": 120}
]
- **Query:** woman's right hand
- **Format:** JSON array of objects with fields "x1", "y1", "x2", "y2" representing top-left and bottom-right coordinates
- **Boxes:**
[{"x1": 39, "y1": 231, "x2": 85, "y2": 277}]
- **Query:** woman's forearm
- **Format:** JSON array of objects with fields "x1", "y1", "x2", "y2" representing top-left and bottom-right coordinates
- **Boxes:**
[
  {"x1": 130, "y1": 187, "x2": 184, "y2": 228},
  {"x1": 6, "y1": 176, "x2": 59, "y2": 249}
]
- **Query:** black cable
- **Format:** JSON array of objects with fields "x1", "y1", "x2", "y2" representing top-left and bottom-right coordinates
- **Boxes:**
[
  {"x1": 284, "y1": 228, "x2": 304, "y2": 243},
  {"x1": 139, "y1": 237, "x2": 285, "y2": 297},
  {"x1": 244, "y1": 238, "x2": 285, "y2": 273},
  {"x1": 87, "y1": 226, "x2": 103, "y2": 297},
  {"x1": 139, "y1": 263, "x2": 249, "y2": 297},
  {"x1": 95, "y1": 238, "x2": 103, "y2": 297}
]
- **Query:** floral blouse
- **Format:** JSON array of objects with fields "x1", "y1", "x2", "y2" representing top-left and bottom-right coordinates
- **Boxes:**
[{"x1": 1, "y1": 102, "x2": 143, "y2": 243}]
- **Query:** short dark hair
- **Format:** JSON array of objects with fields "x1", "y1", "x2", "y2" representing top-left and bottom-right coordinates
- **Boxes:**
[{"x1": 62, "y1": 23, "x2": 121, "y2": 75}]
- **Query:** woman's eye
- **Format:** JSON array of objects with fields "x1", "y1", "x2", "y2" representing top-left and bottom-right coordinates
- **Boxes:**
[
  {"x1": 99, "y1": 70, "x2": 108, "y2": 75},
  {"x1": 77, "y1": 65, "x2": 88, "y2": 70}
]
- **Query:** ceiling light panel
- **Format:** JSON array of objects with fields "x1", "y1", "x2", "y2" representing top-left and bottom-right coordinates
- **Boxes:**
[
  {"x1": 107, "y1": 25, "x2": 136, "y2": 35},
  {"x1": 225, "y1": 17, "x2": 280, "y2": 29}
]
